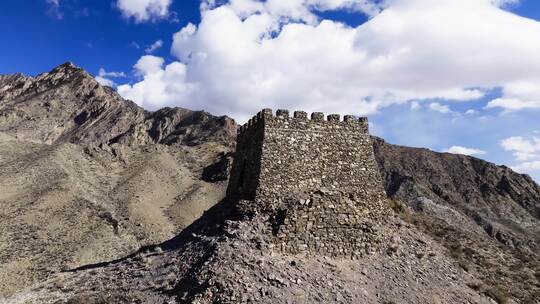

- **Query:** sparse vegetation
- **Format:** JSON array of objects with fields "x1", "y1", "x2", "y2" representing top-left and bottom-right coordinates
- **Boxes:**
[
  {"x1": 387, "y1": 198, "x2": 538, "y2": 303},
  {"x1": 0, "y1": 64, "x2": 539, "y2": 303},
  {"x1": 467, "y1": 282, "x2": 509, "y2": 304}
]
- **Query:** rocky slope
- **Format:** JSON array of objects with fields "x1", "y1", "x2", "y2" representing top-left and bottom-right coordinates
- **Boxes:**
[
  {"x1": 0, "y1": 63, "x2": 235, "y2": 297},
  {"x1": 373, "y1": 138, "x2": 540, "y2": 303},
  {"x1": 0, "y1": 62, "x2": 236, "y2": 147},
  {"x1": 0, "y1": 63, "x2": 539, "y2": 303},
  {"x1": 6, "y1": 195, "x2": 497, "y2": 304}
]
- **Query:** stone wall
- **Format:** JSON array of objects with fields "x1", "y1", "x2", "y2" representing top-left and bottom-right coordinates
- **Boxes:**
[
  {"x1": 257, "y1": 109, "x2": 382, "y2": 201},
  {"x1": 272, "y1": 190, "x2": 389, "y2": 258},
  {"x1": 226, "y1": 112, "x2": 266, "y2": 200},
  {"x1": 227, "y1": 109, "x2": 388, "y2": 258}
]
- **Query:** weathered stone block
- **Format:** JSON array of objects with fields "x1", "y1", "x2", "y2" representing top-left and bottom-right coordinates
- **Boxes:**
[
  {"x1": 293, "y1": 111, "x2": 308, "y2": 119},
  {"x1": 327, "y1": 114, "x2": 340, "y2": 121},
  {"x1": 276, "y1": 109, "x2": 289, "y2": 119},
  {"x1": 311, "y1": 112, "x2": 324, "y2": 121}
]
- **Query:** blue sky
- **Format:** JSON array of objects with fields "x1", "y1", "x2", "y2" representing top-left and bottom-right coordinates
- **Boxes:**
[
  {"x1": 1, "y1": 0, "x2": 540, "y2": 181},
  {"x1": 0, "y1": 0, "x2": 200, "y2": 76},
  {"x1": 4, "y1": 1, "x2": 535, "y2": 77}
]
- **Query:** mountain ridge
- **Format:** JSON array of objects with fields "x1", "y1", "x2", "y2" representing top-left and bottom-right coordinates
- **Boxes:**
[
  {"x1": 374, "y1": 137, "x2": 540, "y2": 302},
  {"x1": 0, "y1": 62, "x2": 236, "y2": 147},
  {"x1": 0, "y1": 63, "x2": 237, "y2": 298},
  {"x1": 0, "y1": 63, "x2": 538, "y2": 303}
]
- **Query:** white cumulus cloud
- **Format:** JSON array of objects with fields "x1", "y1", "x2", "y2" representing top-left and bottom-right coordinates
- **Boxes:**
[
  {"x1": 95, "y1": 68, "x2": 127, "y2": 87},
  {"x1": 490, "y1": 0, "x2": 520, "y2": 7},
  {"x1": 117, "y1": 55, "x2": 195, "y2": 108},
  {"x1": 145, "y1": 40, "x2": 164, "y2": 53},
  {"x1": 204, "y1": 0, "x2": 385, "y2": 22},
  {"x1": 500, "y1": 136, "x2": 540, "y2": 176},
  {"x1": 429, "y1": 103, "x2": 453, "y2": 114},
  {"x1": 115, "y1": 0, "x2": 540, "y2": 121},
  {"x1": 512, "y1": 161, "x2": 540, "y2": 173},
  {"x1": 500, "y1": 136, "x2": 540, "y2": 161},
  {"x1": 445, "y1": 146, "x2": 487, "y2": 156},
  {"x1": 485, "y1": 80, "x2": 540, "y2": 111},
  {"x1": 116, "y1": 0, "x2": 172, "y2": 23}
]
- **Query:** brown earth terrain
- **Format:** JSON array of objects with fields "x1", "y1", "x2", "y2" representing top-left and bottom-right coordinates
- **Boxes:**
[
  {"x1": 0, "y1": 63, "x2": 538, "y2": 303},
  {"x1": 0, "y1": 63, "x2": 234, "y2": 297}
]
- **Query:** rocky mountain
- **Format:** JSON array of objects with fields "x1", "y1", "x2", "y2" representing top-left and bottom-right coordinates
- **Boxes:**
[
  {"x1": 0, "y1": 63, "x2": 538, "y2": 303},
  {"x1": 0, "y1": 62, "x2": 236, "y2": 146},
  {"x1": 0, "y1": 63, "x2": 235, "y2": 298},
  {"x1": 373, "y1": 138, "x2": 540, "y2": 303}
]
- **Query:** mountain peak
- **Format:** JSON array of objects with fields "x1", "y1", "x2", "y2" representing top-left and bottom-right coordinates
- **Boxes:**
[
  {"x1": 41, "y1": 61, "x2": 89, "y2": 81},
  {"x1": 0, "y1": 62, "x2": 237, "y2": 147},
  {"x1": 0, "y1": 63, "x2": 86, "y2": 89},
  {"x1": 52, "y1": 61, "x2": 83, "y2": 73}
]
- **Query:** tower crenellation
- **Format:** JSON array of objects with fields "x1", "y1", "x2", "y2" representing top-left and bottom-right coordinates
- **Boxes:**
[
  {"x1": 237, "y1": 108, "x2": 369, "y2": 136},
  {"x1": 227, "y1": 108, "x2": 387, "y2": 258}
]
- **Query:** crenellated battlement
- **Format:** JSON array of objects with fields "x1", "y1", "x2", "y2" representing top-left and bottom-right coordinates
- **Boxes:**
[
  {"x1": 229, "y1": 108, "x2": 377, "y2": 200},
  {"x1": 238, "y1": 108, "x2": 369, "y2": 135},
  {"x1": 226, "y1": 108, "x2": 387, "y2": 258}
]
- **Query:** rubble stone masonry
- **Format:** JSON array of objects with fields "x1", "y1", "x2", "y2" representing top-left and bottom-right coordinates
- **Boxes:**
[{"x1": 227, "y1": 109, "x2": 388, "y2": 258}]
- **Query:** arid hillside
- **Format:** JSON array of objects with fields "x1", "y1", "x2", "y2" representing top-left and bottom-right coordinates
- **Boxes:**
[
  {"x1": 0, "y1": 63, "x2": 538, "y2": 303},
  {"x1": 374, "y1": 138, "x2": 540, "y2": 303},
  {"x1": 0, "y1": 63, "x2": 235, "y2": 297}
]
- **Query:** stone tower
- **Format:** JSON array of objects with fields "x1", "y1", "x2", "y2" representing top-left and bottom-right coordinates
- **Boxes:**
[{"x1": 227, "y1": 109, "x2": 388, "y2": 258}]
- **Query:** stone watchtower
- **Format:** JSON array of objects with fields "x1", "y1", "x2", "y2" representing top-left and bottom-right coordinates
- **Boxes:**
[{"x1": 227, "y1": 109, "x2": 388, "y2": 258}]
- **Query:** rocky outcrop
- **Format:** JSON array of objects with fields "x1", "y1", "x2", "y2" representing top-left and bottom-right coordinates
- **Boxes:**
[
  {"x1": 5, "y1": 196, "x2": 496, "y2": 304},
  {"x1": 110, "y1": 107, "x2": 236, "y2": 147},
  {"x1": 0, "y1": 63, "x2": 236, "y2": 298},
  {"x1": 373, "y1": 137, "x2": 540, "y2": 303},
  {"x1": 0, "y1": 62, "x2": 236, "y2": 147}
]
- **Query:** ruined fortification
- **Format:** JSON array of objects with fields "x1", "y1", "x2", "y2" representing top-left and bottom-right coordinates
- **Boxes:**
[{"x1": 227, "y1": 109, "x2": 388, "y2": 258}]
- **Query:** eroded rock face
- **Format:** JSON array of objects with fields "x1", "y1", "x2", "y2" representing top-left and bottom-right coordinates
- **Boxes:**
[
  {"x1": 373, "y1": 137, "x2": 540, "y2": 303},
  {"x1": 0, "y1": 62, "x2": 236, "y2": 147},
  {"x1": 0, "y1": 63, "x2": 237, "y2": 298},
  {"x1": 5, "y1": 197, "x2": 495, "y2": 304}
]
